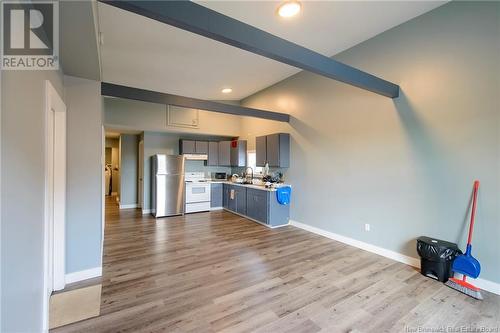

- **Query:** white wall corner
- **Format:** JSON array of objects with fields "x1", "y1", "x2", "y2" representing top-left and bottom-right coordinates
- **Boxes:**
[
  {"x1": 289, "y1": 220, "x2": 500, "y2": 296},
  {"x1": 65, "y1": 267, "x2": 102, "y2": 284}
]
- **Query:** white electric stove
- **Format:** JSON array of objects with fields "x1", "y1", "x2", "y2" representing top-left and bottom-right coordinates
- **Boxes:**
[{"x1": 184, "y1": 172, "x2": 211, "y2": 213}]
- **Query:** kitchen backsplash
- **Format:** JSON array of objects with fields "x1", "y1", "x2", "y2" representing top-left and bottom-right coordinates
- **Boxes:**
[{"x1": 184, "y1": 161, "x2": 286, "y2": 181}]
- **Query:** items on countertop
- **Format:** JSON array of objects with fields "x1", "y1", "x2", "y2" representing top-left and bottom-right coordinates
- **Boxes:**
[
  {"x1": 262, "y1": 171, "x2": 283, "y2": 184},
  {"x1": 212, "y1": 172, "x2": 227, "y2": 180}
]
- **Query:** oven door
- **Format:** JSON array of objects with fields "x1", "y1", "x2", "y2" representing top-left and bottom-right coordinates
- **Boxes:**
[{"x1": 185, "y1": 183, "x2": 210, "y2": 203}]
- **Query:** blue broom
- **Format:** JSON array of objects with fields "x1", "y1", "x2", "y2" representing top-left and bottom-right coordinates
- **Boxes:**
[{"x1": 445, "y1": 180, "x2": 483, "y2": 300}]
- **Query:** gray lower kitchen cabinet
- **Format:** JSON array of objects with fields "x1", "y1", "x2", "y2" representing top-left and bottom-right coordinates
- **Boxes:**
[
  {"x1": 246, "y1": 188, "x2": 268, "y2": 224},
  {"x1": 207, "y1": 141, "x2": 219, "y2": 166},
  {"x1": 256, "y1": 136, "x2": 267, "y2": 167},
  {"x1": 210, "y1": 183, "x2": 223, "y2": 208},
  {"x1": 234, "y1": 186, "x2": 247, "y2": 215},
  {"x1": 226, "y1": 184, "x2": 246, "y2": 214},
  {"x1": 223, "y1": 184, "x2": 289, "y2": 227},
  {"x1": 266, "y1": 133, "x2": 290, "y2": 168},
  {"x1": 228, "y1": 185, "x2": 237, "y2": 211},
  {"x1": 223, "y1": 184, "x2": 229, "y2": 208},
  {"x1": 218, "y1": 141, "x2": 231, "y2": 166},
  {"x1": 268, "y1": 191, "x2": 290, "y2": 227},
  {"x1": 230, "y1": 140, "x2": 247, "y2": 167}
]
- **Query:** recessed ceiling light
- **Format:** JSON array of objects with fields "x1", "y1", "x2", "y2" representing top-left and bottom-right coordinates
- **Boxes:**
[
  {"x1": 277, "y1": 1, "x2": 301, "y2": 18},
  {"x1": 221, "y1": 88, "x2": 232, "y2": 94}
]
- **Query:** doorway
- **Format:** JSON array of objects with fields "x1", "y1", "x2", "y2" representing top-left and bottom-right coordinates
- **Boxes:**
[
  {"x1": 138, "y1": 139, "x2": 144, "y2": 210},
  {"x1": 43, "y1": 80, "x2": 67, "y2": 330},
  {"x1": 105, "y1": 147, "x2": 112, "y2": 196}
]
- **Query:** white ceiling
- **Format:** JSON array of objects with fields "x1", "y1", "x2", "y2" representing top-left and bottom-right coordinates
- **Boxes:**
[{"x1": 98, "y1": 1, "x2": 445, "y2": 101}]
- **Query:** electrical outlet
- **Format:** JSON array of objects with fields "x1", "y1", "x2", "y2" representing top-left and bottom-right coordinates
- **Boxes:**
[{"x1": 364, "y1": 224, "x2": 370, "y2": 232}]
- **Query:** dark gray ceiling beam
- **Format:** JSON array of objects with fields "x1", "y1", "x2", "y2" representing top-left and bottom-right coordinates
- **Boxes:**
[
  {"x1": 100, "y1": 0, "x2": 399, "y2": 98},
  {"x1": 101, "y1": 82, "x2": 290, "y2": 122}
]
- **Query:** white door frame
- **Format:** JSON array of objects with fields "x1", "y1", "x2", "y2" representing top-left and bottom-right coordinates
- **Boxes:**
[
  {"x1": 43, "y1": 80, "x2": 66, "y2": 330},
  {"x1": 101, "y1": 126, "x2": 105, "y2": 260},
  {"x1": 138, "y1": 139, "x2": 144, "y2": 209}
]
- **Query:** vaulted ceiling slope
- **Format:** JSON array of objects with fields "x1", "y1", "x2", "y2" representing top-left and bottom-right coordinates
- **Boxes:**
[{"x1": 98, "y1": 1, "x2": 445, "y2": 101}]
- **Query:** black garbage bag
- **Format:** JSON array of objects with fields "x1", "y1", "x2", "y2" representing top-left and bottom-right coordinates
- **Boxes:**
[{"x1": 417, "y1": 236, "x2": 462, "y2": 262}]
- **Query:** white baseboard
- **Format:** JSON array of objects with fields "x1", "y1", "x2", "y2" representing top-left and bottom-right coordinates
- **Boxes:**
[
  {"x1": 290, "y1": 220, "x2": 500, "y2": 295},
  {"x1": 65, "y1": 267, "x2": 102, "y2": 284},
  {"x1": 120, "y1": 203, "x2": 138, "y2": 209},
  {"x1": 210, "y1": 206, "x2": 223, "y2": 211},
  {"x1": 142, "y1": 209, "x2": 151, "y2": 215},
  {"x1": 453, "y1": 273, "x2": 500, "y2": 296}
]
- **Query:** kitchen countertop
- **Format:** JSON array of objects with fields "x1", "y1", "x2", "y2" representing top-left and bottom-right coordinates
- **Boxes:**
[{"x1": 207, "y1": 180, "x2": 290, "y2": 192}]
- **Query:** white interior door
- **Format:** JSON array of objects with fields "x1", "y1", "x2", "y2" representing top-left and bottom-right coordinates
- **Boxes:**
[
  {"x1": 43, "y1": 80, "x2": 66, "y2": 330},
  {"x1": 138, "y1": 140, "x2": 144, "y2": 209}
]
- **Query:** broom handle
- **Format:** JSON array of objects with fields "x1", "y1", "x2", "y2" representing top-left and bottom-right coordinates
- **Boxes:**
[
  {"x1": 462, "y1": 180, "x2": 479, "y2": 284},
  {"x1": 467, "y1": 180, "x2": 480, "y2": 246}
]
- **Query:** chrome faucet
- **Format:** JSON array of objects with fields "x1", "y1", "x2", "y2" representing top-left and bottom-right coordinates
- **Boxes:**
[{"x1": 244, "y1": 167, "x2": 254, "y2": 184}]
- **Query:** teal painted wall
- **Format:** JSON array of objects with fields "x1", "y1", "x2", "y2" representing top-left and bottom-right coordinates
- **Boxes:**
[
  {"x1": 120, "y1": 134, "x2": 140, "y2": 206},
  {"x1": 241, "y1": 2, "x2": 500, "y2": 283},
  {"x1": 1, "y1": 70, "x2": 64, "y2": 332},
  {"x1": 65, "y1": 76, "x2": 103, "y2": 274}
]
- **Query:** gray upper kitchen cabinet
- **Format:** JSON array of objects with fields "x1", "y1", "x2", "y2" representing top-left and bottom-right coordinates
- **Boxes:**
[
  {"x1": 265, "y1": 133, "x2": 290, "y2": 168},
  {"x1": 210, "y1": 183, "x2": 223, "y2": 208},
  {"x1": 180, "y1": 140, "x2": 196, "y2": 154},
  {"x1": 230, "y1": 140, "x2": 247, "y2": 167},
  {"x1": 266, "y1": 134, "x2": 280, "y2": 167},
  {"x1": 195, "y1": 141, "x2": 208, "y2": 154},
  {"x1": 218, "y1": 141, "x2": 231, "y2": 166},
  {"x1": 256, "y1": 136, "x2": 267, "y2": 167},
  {"x1": 180, "y1": 140, "x2": 208, "y2": 154},
  {"x1": 207, "y1": 141, "x2": 219, "y2": 166}
]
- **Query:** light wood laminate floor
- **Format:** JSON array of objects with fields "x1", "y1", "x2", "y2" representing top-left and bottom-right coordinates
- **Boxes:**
[{"x1": 53, "y1": 197, "x2": 500, "y2": 332}]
